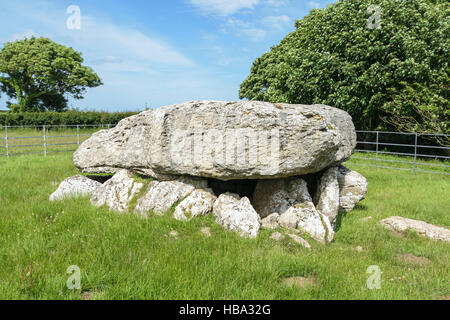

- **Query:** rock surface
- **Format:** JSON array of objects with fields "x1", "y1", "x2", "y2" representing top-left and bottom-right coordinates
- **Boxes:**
[
  {"x1": 49, "y1": 175, "x2": 101, "y2": 201},
  {"x1": 91, "y1": 170, "x2": 143, "y2": 212},
  {"x1": 261, "y1": 213, "x2": 280, "y2": 230},
  {"x1": 173, "y1": 188, "x2": 217, "y2": 221},
  {"x1": 252, "y1": 179, "x2": 292, "y2": 218},
  {"x1": 314, "y1": 166, "x2": 340, "y2": 226},
  {"x1": 270, "y1": 232, "x2": 285, "y2": 241},
  {"x1": 278, "y1": 179, "x2": 334, "y2": 243},
  {"x1": 287, "y1": 234, "x2": 311, "y2": 249},
  {"x1": 73, "y1": 100, "x2": 356, "y2": 181},
  {"x1": 136, "y1": 177, "x2": 206, "y2": 216},
  {"x1": 213, "y1": 193, "x2": 261, "y2": 238},
  {"x1": 337, "y1": 165, "x2": 368, "y2": 212},
  {"x1": 380, "y1": 216, "x2": 450, "y2": 242}
]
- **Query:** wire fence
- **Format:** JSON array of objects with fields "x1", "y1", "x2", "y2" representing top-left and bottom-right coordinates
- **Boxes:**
[
  {"x1": 0, "y1": 125, "x2": 449, "y2": 176},
  {"x1": 0, "y1": 124, "x2": 114, "y2": 157},
  {"x1": 347, "y1": 130, "x2": 450, "y2": 176}
]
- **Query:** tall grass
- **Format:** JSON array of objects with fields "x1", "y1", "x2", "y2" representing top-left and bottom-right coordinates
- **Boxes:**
[{"x1": 0, "y1": 153, "x2": 448, "y2": 300}]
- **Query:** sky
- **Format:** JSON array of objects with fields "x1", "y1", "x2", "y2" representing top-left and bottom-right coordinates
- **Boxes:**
[{"x1": 0, "y1": 0, "x2": 334, "y2": 112}]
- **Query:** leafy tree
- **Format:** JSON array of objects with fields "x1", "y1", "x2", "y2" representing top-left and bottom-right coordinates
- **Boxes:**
[
  {"x1": 240, "y1": 0, "x2": 449, "y2": 139},
  {"x1": 0, "y1": 37, "x2": 103, "y2": 112}
]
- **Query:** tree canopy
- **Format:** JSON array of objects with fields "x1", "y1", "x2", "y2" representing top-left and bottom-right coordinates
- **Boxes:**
[
  {"x1": 0, "y1": 37, "x2": 103, "y2": 112},
  {"x1": 239, "y1": 0, "x2": 449, "y2": 137}
]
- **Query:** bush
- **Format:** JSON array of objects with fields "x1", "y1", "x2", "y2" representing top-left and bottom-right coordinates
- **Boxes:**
[
  {"x1": 239, "y1": 0, "x2": 449, "y2": 136},
  {"x1": 0, "y1": 110, "x2": 139, "y2": 126}
]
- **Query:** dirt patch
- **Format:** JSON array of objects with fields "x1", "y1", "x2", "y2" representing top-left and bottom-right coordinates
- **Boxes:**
[
  {"x1": 81, "y1": 291, "x2": 98, "y2": 300},
  {"x1": 437, "y1": 296, "x2": 450, "y2": 300},
  {"x1": 397, "y1": 254, "x2": 431, "y2": 266},
  {"x1": 200, "y1": 227, "x2": 211, "y2": 237},
  {"x1": 282, "y1": 276, "x2": 316, "y2": 289},
  {"x1": 389, "y1": 230, "x2": 408, "y2": 239}
]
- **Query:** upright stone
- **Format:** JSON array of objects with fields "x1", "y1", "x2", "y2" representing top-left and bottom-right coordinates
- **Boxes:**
[
  {"x1": 173, "y1": 188, "x2": 217, "y2": 221},
  {"x1": 91, "y1": 170, "x2": 143, "y2": 212},
  {"x1": 278, "y1": 179, "x2": 334, "y2": 243},
  {"x1": 314, "y1": 166, "x2": 340, "y2": 227},
  {"x1": 213, "y1": 193, "x2": 261, "y2": 238},
  {"x1": 337, "y1": 165, "x2": 368, "y2": 212},
  {"x1": 49, "y1": 175, "x2": 101, "y2": 201},
  {"x1": 135, "y1": 177, "x2": 206, "y2": 216}
]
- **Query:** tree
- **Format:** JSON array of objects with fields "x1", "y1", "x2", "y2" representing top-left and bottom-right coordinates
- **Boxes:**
[
  {"x1": 239, "y1": 0, "x2": 449, "y2": 137},
  {"x1": 0, "y1": 37, "x2": 103, "y2": 112}
]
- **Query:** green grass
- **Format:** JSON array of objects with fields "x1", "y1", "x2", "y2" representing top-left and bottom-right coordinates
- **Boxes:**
[{"x1": 0, "y1": 152, "x2": 449, "y2": 300}]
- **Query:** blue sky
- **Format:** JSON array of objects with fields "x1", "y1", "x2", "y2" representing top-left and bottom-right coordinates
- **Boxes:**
[{"x1": 0, "y1": 0, "x2": 333, "y2": 112}]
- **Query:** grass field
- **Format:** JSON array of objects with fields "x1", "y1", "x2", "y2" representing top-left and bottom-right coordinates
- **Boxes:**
[{"x1": 0, "y1": 152, "x2": 449, "y2": 300}]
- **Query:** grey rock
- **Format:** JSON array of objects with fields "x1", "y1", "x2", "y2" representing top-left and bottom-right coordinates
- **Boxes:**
[
  {"x1": 173, "y1": 188, "x2": 217, "y2": 221},
  {"x1": 279, "y1": 208, "x2": 300, "y2": 229},
  {"x1": 287, "y1": 234, "x2": 312, "y2": 249},
  {"x1": 213, "y1": 193, "x2": 261, "y2": 238},
  {"x1": 261, "y1": 213, "x2": 280, "y2": 230},
  {"x1": 49, "y1": 175, "x2": 101, "y2": 201},
  {"x1": 270, "y1": 232, "x2": 285, "y2": 241},
  {"x1": 314, "y1": 166, "x2": 340, "y2": 227},
  {"x1": 73, "y1": 100, "x2": 356, "y2": 180},
  {"x1": 380, "y1": 216, "x2": 450, "y2": 242},
  {"x1": 253, "y1": 177, "x2": 315, "y2": 217},
  {"x1": 90, "y1": 169, "x2": 143, "y2": 212},
  {"x1": 252, "y1": 179, "x2": 292, "y2": 218},
  {"x1": 278, "y1": 179, "x2": 334, "y2": 243},
  {"x1": 337, "y1": 165, "x2": 368, "y2": 212},
  {"x1": 136, "y1": 176, "x2": 206, "y2": 216}
]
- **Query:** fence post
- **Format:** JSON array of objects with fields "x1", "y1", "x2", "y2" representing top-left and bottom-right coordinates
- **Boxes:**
[
  {"x1": 43, "y1": 125, "x2": 47, "y2": 156},
  {"x1": 5, "y1": 126, "x2": 9, "y2": 158},
  {"x1": 414, "y1": 133, "x2": 418, "y2": 175},
  {"x1": 76, "y1": 125, "x2": 80, "y2": 145},
  {"x1": 375, "y1": 131, "x2": 379, "y2": 169}
]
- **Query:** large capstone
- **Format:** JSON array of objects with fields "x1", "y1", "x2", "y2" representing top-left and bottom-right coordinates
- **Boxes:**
[{"x1": 73, "y1": 101, "x2": 356, "y2": 181}]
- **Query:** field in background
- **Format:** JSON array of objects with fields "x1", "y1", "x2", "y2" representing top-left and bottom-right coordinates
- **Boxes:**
[
  {"x1": 0, "y1": 152, "x2": 448, "y2": 300},
  {"x1": 0, "y1": 126, "x2": 105, "y2": 156}
]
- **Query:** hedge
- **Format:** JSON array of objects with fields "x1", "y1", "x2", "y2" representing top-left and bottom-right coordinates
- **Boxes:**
[{"x1": 0, "y1": 111, "x2": 139, "y2": 126}]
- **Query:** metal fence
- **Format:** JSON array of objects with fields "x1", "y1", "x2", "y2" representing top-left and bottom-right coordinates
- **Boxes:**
[
  {"x1": 0, "y1": 124, "x2": 114, "y2": 157},
  {"x1": 347, "y1": 130, "x2": 450, "y2": 176},
  {"x1": 1, "y1": 125, "x2": 449, "y2": 176}
]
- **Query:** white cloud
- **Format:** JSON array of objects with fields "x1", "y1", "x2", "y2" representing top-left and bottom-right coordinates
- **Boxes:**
[
  {"x1": 67, "y1": 16, "x2": 194, "y2": 67},
  {"x1": 188, "y1": 0, "x2": 260, "y2": 16},
  {"x1": 241, "y1": 28, "x2": 266, "y2": 41},
  {"x1": 2, "y1": 3, "x2": 193, "y2": 68},
  {"x1": 265, "y1": 0, "x2": 289, "y2": 7},
  {"x1": 9, "y1": 29, "x2": 37, "y2": 41},
  {"x1": 307, "y1": 1, "x2": 320, "y2": 9},
  {"x1": 221, "y1": 18, "x2": 266, "y2": 41},
  {"x1": 262, "y1": 15, "x2": 290, "y2": 29}
]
